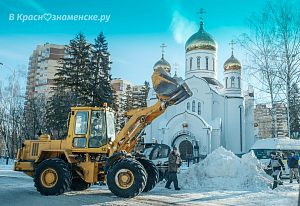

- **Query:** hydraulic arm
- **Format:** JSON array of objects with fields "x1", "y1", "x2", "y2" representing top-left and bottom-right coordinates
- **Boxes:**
[{"x1": 110, "y1": 67, "x2": 192, "y2": 154}]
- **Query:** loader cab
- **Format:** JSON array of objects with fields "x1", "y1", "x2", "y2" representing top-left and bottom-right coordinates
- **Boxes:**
[{"x1": 69, "y1": 107, "x2": 115, "y2": 152}]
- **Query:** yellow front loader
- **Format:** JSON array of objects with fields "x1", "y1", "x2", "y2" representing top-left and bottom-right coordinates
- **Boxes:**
[{"x1": 14, "y1": 68, "x2": 192, "y2": 198}]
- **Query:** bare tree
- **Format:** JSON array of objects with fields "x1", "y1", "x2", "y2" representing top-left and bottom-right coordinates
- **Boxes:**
[
  {"x1": 0, "y1": 69, "x2": 25, "y2": 162},
  {"x1": 24, "y1": 95, "x2": 47, "y2": 139},
  {"x1": 269, "y1": 0, "x2": 300, "y2": 137},
  {"x1": 239, "y1": 7, "x2": 280, "y2": 138},
  {"x1": 240, "y1": 0, "x2": 300, "y2": 138}
]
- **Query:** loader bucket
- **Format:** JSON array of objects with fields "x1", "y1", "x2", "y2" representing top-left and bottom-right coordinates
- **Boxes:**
[{"x1": 152, "y1": 67, "x2": 192, "y2": 105}]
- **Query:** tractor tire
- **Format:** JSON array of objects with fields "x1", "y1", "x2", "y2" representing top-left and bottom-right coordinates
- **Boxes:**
[
  {"x1": 34, "y1": 158, "x2": 71, "y2": 196},
  {"x1": 137, "y1": 158, "x2": 159, "y2": 192},
  {"x1": 71, "y1": 177, "x2": 91, "y2": 191},
  {"x1": 107, "y1": 158, "x2": 147, "y2": 198}
]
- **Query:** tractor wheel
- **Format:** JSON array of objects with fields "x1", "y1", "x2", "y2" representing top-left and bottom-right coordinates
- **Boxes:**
[
  {"x1": 137, "y1": 158, "x2": 159, "y2": 192},
  {"x1": 71, "y1": 177, "x2": 91, "y2": 191},
  {"x1": 34, "y1": 158, "x2": 71, "y2": 196},
  {"x1": 107, "y1": 158, "x2": 147, "y2": 198}
]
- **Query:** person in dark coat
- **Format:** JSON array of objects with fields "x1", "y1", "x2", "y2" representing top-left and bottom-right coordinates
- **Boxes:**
[
  {"x1": 287, "y1": 151, "x2": 300, "y2": 183},
  {"x1": 165, "y1": 146, "x2": 182, "y2": 190},
  {"x1": 268, "y1": 151, "x2": 285, "y2": 189}
]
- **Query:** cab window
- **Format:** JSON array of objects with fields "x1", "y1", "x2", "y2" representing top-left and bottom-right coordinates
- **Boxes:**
[
  {"x1": 106, "y1": 111, "x2": 116, "y2": 142},
  {"x1": 74, "y1": 111, "x2": 88, "y2": 135},
  {"x1": 88, "y1": 111, "x2": 107, "y2": 148}
]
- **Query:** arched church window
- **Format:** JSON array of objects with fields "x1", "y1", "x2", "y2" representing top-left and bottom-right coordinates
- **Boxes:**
[
  {"x1": 186, "y1": 59, "x2": 188, "y2": 71},
  {"x1": 225, "y1": 77, "x2": 228, "y2": 88},
  {"x1": 187, "y1": 102, "x2": 190, "y2": 110},
  {"x1": 238, "y1": 77, "x2": 241, "y2": 88},
  {"x1": 212, "y1": 58, "x2": 215, "y2": 71},
  {"x1": 197, "y1": 57, "x2": 200, "y2": 69},
  {"x1": 190, "y1": 57, "x2": 193, "y2": 70},
  {"x1": 205, "y1": 57, "x2": 209, "y2": 70},
  {"x1": 198, "y1": 102, "x2": 201, "y2": 115},
  {"x1": 192, "y1": 100, "x2": 195, "y2": 112},
  {"x1": 231, "y1": 76, "x2": 235, "y2": 88}
]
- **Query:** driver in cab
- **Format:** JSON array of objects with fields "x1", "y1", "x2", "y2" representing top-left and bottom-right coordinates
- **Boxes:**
[{"x1": 89, "y1": 118, "x2": 104, "y2": 147}]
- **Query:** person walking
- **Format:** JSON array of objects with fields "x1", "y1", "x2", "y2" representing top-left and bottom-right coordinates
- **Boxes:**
[
  {"x1": 268, "y1": 151, "x2": 285, "y2": 189},
  {"x1": 287, "y1": 151, "x2": 300, "y2": 183},
  {"x1": 165, "y1": 146, "x2": 182, "y2": 190}
]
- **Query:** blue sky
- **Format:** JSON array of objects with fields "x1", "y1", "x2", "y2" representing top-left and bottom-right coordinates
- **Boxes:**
[{"x1": 0, "y1": 0, "x2": 268, "y2": 89}]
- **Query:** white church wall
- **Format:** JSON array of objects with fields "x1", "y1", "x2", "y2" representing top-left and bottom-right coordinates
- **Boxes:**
[
  {"x1": 185, "y1": 50, "x2": 217, "y2": 79},
  {"x1": 224, "y1": 70, "x2": 242, "y2": 97},
  {"x1": 185, "y1": 77, "x2": 212, "y2": 121},
  {"x1": 244, "y1": 91, "x2": 255, "y2": 152},
  {"x1": 225, "y1": 97, "x2": 246, "y2": 154}
]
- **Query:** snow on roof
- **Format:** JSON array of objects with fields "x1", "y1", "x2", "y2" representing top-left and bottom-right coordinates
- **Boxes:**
[{"x1": 251, "y1": 138, "x2": 300, "y2": 150}]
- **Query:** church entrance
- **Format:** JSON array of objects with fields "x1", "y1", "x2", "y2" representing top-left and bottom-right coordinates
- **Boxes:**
[{"x1": 179, "y1": 140, "x2": 193, "y2": 161}]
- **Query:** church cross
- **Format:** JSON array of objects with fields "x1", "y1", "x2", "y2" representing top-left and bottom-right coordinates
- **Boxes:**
[
  {"x1": 229, "y1": 40, "x2": 236, "y2": 55},
  {"x1": 160, "y1": 43, "x2": 167, "y2": 58},
  {"x1": 197, "y1": 8, "x2": 206, "y2": 23}
]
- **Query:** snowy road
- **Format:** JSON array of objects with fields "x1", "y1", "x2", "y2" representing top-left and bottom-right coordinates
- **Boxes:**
[{"x1": 0, "y1": 166, "x2": 299, "y2": 206}]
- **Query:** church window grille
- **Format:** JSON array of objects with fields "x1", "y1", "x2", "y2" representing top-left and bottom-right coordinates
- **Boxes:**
[
  {"x1": 231, "y1": 76, "x2": 235, "y2": 88},
  {"x1": 198, "y1": 102, "x2": 201, "y2": 115},
  {"x1": 192, "y1": 100, "x2": 195, "y2": 112},
  {"x1": 190, "y1": 57, "x2": 193, "y2": 70},
  {"x1": 187, "y1": 102, "x2": 190, "y2": 110},
  {"x1": 225, "y1": 77, "x2": 228, "y2": 88},
  {"x1": 205, "y1": 57, "x2": 208, "y2": 70},
  {"x1": 238, "y1": 77, "x2": 241, "y2": 88},
  {"x1": 197, "y1": 57, "x2": 200, "y2": 69}
]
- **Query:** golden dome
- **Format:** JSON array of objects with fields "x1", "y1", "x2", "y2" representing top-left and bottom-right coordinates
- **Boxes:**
[
  {"x1": 185, "y1": 22, "x2": 217, "y2": 53},
  {"x1": 153, "y1": 55, "x2": 171, "y2": 73},
  {"x1": 224, "y1": 54, "x2": 241, "y2": 71}
]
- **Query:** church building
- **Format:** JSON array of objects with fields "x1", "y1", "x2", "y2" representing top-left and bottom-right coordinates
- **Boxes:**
[{"x1": 145, "y1": 17, "x2": 255, "y2": 159}]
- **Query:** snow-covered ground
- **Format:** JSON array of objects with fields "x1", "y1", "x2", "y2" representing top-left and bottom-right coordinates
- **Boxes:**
[{"x1": 0, "y1": 150, "x2": 298, "y2": 206}]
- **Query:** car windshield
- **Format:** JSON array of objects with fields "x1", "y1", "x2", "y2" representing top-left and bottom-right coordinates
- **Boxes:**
[
  {"x1": 252, "y1": 149, "x2": 274, "y2": 159},
  {"x1": 88, "y1": 111, "x2": 107, "y2": 148}
]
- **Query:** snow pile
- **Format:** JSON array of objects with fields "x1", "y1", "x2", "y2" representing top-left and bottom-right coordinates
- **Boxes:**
[{"x1": 178, "y1": 147, "x2": 272, "y2": 191}]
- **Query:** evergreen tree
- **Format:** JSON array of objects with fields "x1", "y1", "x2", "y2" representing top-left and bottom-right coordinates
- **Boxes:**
[
  {"x1": 124, "y1": 85, "x2": 134, "y2": 112},
  {"x1": 115, "y1": 85, "x2": 133, "y2": 130},
  {"x1": 55, "y1": 32, "x2": 91, "y2": 106},
  {"x1": 46, "y1": 88, "x2": 73, "y2": 139},
  {"x1": 46, "y1": 32, "x2": 114, "y2": 137},
  {"x1": 90, "y1": 32, "x2": 113, "y2": 106},
  {"x1": 112, "y1": 89, "x2": 122, "y2": 132},
  {"x1": 140, "y1": 81, "x2": 150, "y2": 107},
  {"x1": 289, "y1": 83, "x2": 300, "y2": 139}
]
